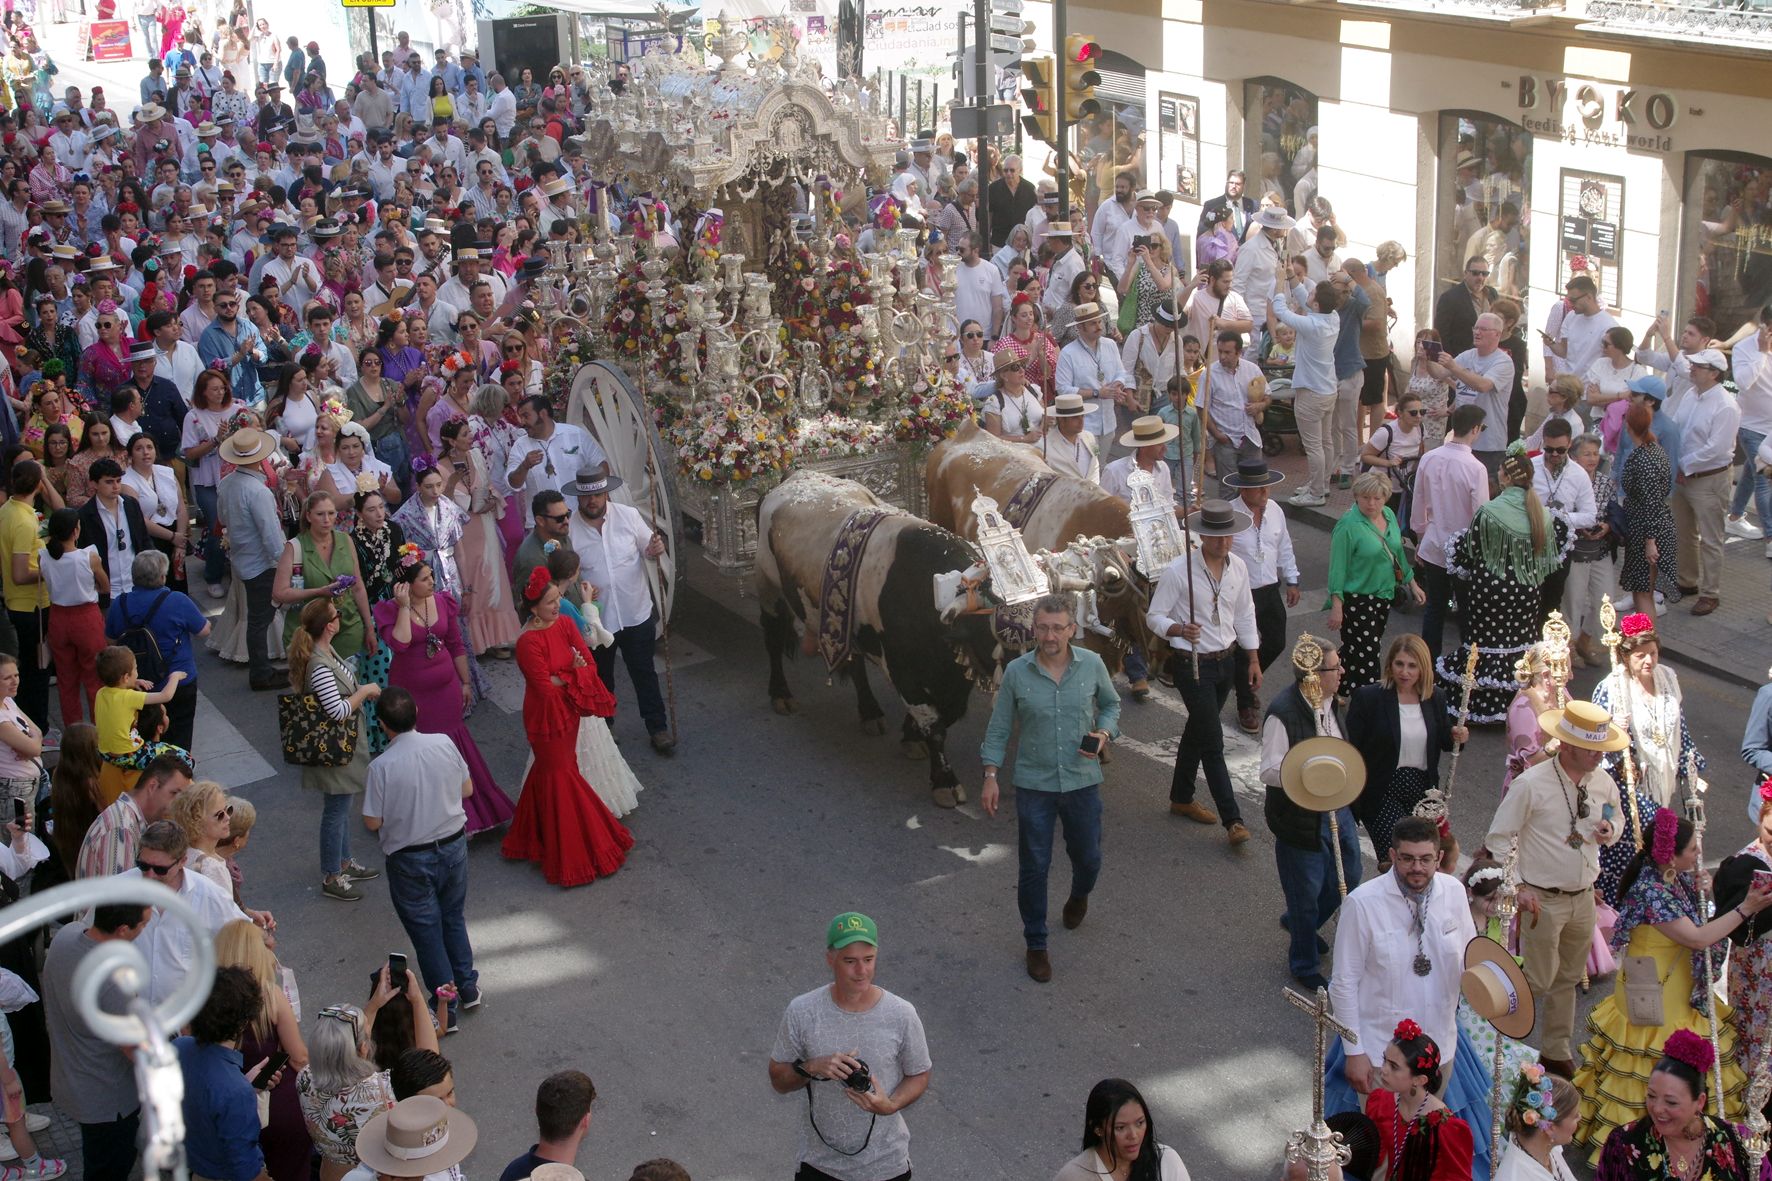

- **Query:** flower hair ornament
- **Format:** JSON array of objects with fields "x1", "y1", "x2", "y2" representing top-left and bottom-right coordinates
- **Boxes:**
[
  {"x1": 1651, "y1": 806, "x2": 1679, "y2": 868},
  {"x1": 499, "y1": 359, "x2": 523, "y2": 376},
  {"x1": 410, "y1": 453, "x2": 438, "y2": 476},
  {"x1": 1663, "y1": 1029, "x2": 1717, "y2": 1076},
  {"x1": 95, "y1": 298, "x2": 119, "y2": 316},
  {"x1": 1392, "y1": 1019, "x2": 1440, "y2": 1077},
  {"x1": 320, "y1": 396, "x2": 352, "y2": 425},
  {"x1": 1620, "y1": 612, "x2": 1655, "y2": 639},
  {"x1": 1466, "y1": 866, "x2": 1504, "y2": 889},
  {"x1": 1511, "y1": 1062, "x2": 1558, "y2": 1128},
  {"x1": 523, "y1": 564, "x2": 551, "y2": 603},
  {"x1": 439, "y1": 349, "x2": 474, "y2": 379},
  {"x1": 1759, "y1": 775, "x2": 1772, "y2": 804},
  {"x1": 394, "y1": 541, "x2": 425, "y2": 571},
  {"x1": 1394, "y1": 1018, "x2": 1423, "y2": 1042}
]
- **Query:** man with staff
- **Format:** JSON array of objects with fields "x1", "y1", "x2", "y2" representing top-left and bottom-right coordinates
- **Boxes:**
[
  {"x1": 1259, "y1": 634, "x2": 1360, "y2": 991},
  {"x1": 1147, "y1": 498, "x2": 1260, "y2": 846}
]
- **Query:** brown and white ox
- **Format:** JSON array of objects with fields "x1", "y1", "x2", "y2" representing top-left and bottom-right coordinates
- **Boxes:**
[
  {"x1": 925, "y1": 421, "x2": 1158, "y2": 673},
  {"x1": 757, "y1": 471, "x2": 1005, "y2": 807}
]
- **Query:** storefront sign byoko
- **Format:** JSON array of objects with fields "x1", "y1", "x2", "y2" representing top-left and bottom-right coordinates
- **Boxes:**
[{"x1": 1516, "y1": 76, "x2": 1678, "y2": 152}]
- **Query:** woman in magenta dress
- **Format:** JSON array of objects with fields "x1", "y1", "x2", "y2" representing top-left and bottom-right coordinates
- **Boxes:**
[
  {"x1": 501, "y1": 568, "x2": 633, "y2": 888},
  {"x1": 370, "y1": 543, "x2": 514, "y2": 835}
]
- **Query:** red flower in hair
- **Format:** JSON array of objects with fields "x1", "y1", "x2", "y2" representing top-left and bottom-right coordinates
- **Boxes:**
[
  {"x1": 1394, "y1": 1019, "x2": 1423, "y2": 1042},
  {"x1": 1620, "y1": 612, "x2": 1654, "y2": 638},
  {"x1": 523, "y1": 565, "x2": 552, "y2": 603},
  {"x1": 1663, "y1": 1029, "x2": 1716, "y2": 1075},
  {"x1": 1760, "y1": 776, "x2": 1772, "y2": 804}
]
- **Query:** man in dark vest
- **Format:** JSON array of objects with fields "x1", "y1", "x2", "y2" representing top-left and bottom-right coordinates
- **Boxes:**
[{"x1": 1259, "y1": 633, "x2": 1362, "y2": 991}]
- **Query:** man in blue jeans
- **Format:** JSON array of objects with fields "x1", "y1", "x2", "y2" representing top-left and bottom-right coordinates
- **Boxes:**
[
  {"x1": 1258, "y1": 636, "x2": 1361, "y2": 990},
  {"x1": 980, "y1": 595, "x2": 1121, "y2": 983},
  {"x1": 363, "y1": 687, "x2": 481, "y2": 1028}
]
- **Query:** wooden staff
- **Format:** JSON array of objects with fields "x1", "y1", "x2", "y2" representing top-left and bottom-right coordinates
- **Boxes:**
[{"x1": 1685, "y1": 747, "x2": 1725, "y2": 1114}]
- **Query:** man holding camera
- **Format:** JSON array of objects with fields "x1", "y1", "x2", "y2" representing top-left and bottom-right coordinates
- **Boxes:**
[{"x1": 769, "y1": 914, "x2": 931, "y2": 1181}]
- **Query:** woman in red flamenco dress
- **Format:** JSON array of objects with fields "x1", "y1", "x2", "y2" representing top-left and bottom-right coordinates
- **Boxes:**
[
  {"x1": 1365, "y1": 1019, "x2": 1474, "y2": 1181},
  {"x1": 500, "y1": 568, "x2": 633, "y2": 887}
]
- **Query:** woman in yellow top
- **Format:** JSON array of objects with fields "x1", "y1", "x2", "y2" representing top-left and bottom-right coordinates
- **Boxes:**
[
  {"x1": 93, "y1": 644, "x2": 187, "y2": 804},
  {"x1": 1572, "y1": 806, "x2": 1772, "y2": 1162},
  {"x1": 428, "y1": 75, "x2": 453, "y2": 123}
]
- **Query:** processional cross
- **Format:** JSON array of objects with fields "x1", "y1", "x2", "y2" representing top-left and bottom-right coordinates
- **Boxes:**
[{"x1": 1284, "y1": 986, "x2": 1354, "y2": 1181}]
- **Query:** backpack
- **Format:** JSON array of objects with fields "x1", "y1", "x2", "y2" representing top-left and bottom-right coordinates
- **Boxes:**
[{"x1": 117, "y1": 590, "x2": 172, "y2": 688}]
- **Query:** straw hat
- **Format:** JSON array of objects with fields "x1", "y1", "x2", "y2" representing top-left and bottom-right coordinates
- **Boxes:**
[
  {"x1": 137, "y1": 103, "x2": 168, "y2": 123},
  {"x1": 1536, "y1": 700, "x2": 1628, "y2": 752},
  {"x1": 1050, "y1": 392, "x2": 1097, "y2": 419},
  {"x1": 1070, "y1": 300, "x2": 1108, "y2": 326},
  {"x1": 1118, "y1": 415, "x2": 1180, "y2": 449},
  {"x1": 1044, "y1": 221, "x2": 1074, "y2": 238},
  {"x1": 219, "y1": 428, "x2": 276, "y2": 466},
  {"x1": 1280, "y1": 736, "x2": 1365, "y2": 813},
  {"x1": 1462, "y1": 935, "x2": 1535, "y2": 1039},
  {"x1": 354, "y1": 1097, "x2": 477, "y2": 1179},
  {"x1": 1254, "y1": 207, "x2": 1295, "y2": 232}
]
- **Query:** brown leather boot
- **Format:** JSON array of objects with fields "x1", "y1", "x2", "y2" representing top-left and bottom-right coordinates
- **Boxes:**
[{"x1": 1026, "y1": 949, "x2": 1052, "y2": 982}]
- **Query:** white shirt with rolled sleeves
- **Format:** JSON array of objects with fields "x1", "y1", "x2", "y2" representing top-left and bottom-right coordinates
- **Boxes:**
[
  {"x1": 1056, "y1": 335, "x2": 1129, "y2": 440},
  {"x1": 1532, "y1": 456, "x2": 1598, "y2": 530},
  {"x1": 1329, "y1": 870, "x2": 1476, "y2": 1068},
  {"x1": 1231, "y1": 234, "x2": 1282, "y2": 325},
  {"x1": 1206, "y1": 357, "x2": 1265, "y2": 450},
  {"x1": 506, "y1": 423, "x2": 608, "y2": 526},
  {"x1": 131, "y1": 865, "x2": 249, "y2": 1006},
  {"x1": 1676, "y1": 384, "x2": 1741, "y2": 477},
  {"x1": 1230, "y1": 503, "x2": 1298, "y2": 590},
  {"x1": 1145, "y1": 549, "x2": 1259, "y2": 655},
  {"x1": 567, "y1": 501, "x2": 655, "y2": 634},
  {"x1": 1730, "y1": 333, "x2": 1772, "y2": 436}
]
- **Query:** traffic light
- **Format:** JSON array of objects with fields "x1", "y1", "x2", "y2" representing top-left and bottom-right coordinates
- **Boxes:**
[
  {"x1": 1020, "y1": 55, "x2": 1056, "y2": 143},
  {"x1": 1063, "y1": 34, "x2": 1101, "y2": 120}
]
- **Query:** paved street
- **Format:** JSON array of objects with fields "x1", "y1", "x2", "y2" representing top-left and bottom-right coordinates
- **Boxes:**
[{"x1": 23, "y1": 501, "x2": 1756, "y2": 1181}]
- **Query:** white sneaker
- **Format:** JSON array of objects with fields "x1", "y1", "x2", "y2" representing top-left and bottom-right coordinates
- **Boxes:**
[
  {"x1": 1727, "y1": 515, "x2": 1764, "y2": 539},
  {"x1": 1765, "y1": 539, "x2": 1772, "y2": 559},
  {"x1": 1288, "y1": 491, "x2": 1327, "y2": 507},
  {"x1": 206, "y1": 581, "x2": 227, "y2": 599},
  {"x1": 20, "y1": 1115, "x2": 46, "y2": 1134}
]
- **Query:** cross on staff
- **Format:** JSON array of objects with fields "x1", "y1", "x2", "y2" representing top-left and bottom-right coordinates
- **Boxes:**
[{"x1": 1284, "y1": 986, "x2": 1355, "y2": 1181}]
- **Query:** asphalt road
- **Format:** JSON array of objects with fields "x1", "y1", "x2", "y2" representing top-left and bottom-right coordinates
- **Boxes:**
[{"x1": 164, "y1": 507, "x2": 1769, "y2": 1181}]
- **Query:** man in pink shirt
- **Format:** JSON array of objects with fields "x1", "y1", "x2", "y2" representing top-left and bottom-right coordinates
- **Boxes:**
[{"x1": 1409, "y1": 403, "x2": 1490, "y2": 659}]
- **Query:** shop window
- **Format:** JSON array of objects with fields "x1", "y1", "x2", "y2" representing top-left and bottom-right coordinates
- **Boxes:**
[
  {"x1": 1436, "y1": 112, "x2": 1532, "y2": 310},
  {"x1": 1681, "y1": 151, "x2": 1772, "y2": 339},
  {"x1": 1245, "y1": 79, "x2": 1317, "y2": 216}
]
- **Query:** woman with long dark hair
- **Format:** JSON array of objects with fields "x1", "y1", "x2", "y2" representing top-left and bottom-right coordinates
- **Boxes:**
[
  {"x1": 1052, "y1": 1078, "x2": 1190, "y2": 1181},
  {"x1": 1365, "y1": 1020, "x2": 1473, "y2": 1180}
]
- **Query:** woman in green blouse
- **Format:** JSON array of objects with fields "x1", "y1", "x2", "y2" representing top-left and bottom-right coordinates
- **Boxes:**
[{"x1": 1327, "y1": 471, "x2": 1426, "y2": 693}]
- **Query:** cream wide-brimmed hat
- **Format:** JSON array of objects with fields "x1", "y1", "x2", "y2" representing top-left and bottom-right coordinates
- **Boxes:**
[
  {"x1": 1280, "y1": 736, "x2": 1366, "y2": 813},
  {"x1": 1536, "y1": 700, "x2": 1628, "y2": 752}
]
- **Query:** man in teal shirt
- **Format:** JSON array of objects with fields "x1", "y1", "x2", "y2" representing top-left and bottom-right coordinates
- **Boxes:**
[{"x1": 980, "y1": 594, "x2": 1121, "y2": 984}]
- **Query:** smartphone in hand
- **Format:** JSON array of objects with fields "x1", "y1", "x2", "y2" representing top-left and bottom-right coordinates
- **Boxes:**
[
  {"x1": 388, "y1": 952, "x2": 408, "y2": 986},
  {"x1": 1077, "y1": 733, "x2": 1103, "y2": 756},
  {"x1": 252, "y1": 1051, "x2": 289, "y2": 1090},
  {"x1": 1753, "y1": 869, "x2": 1772, "y2": 894}
]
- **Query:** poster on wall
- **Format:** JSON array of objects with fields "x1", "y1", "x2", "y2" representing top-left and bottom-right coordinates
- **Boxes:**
[
  {"x1": 87, "y1": 20, "x2": 132, "y2": 62},
  {"x1": 1158, "y1": 93, "x2": 1201, "y2": 204},
  {"x1": 1558, "y1": 169, "x2": 1624, "y2": 310}
]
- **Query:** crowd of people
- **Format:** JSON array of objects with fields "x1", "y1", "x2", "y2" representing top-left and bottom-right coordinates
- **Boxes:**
[{"x1": 0, "y1": 20, "x2": 1757, "y2": 1181}]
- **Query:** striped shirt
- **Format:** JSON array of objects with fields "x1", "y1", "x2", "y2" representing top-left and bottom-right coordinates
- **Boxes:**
[{"x1": 75, "y1": 793, "x2": 143, "y2": 880}]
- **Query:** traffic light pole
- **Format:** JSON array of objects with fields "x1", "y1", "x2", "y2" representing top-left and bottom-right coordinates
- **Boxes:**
[
  {"x1": 1054, "y1": 0, "x2": 1069, "y2": 222},
  {"x1": 975, "y1": 0, "x2": 991, "y2": 249}
]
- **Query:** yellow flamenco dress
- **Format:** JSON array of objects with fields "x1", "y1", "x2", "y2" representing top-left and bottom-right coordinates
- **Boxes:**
[{"x1": 1572, "y1": 870, "x2": 1745, "y2": 1165}]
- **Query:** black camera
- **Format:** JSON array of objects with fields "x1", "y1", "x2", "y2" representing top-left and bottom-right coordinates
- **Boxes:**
[
  {"x1": 1132, "y1": 235, "x2": 1153, "y2": 250},
  {"x1": 842, "y1": 1059, "x2": 873, "y2": 1093}
]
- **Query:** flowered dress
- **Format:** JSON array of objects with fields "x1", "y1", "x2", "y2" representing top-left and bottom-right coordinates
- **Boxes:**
[
  {"x1": 352, "y1": 519, "x2": 404, "y2": 754},
  {"x1": 1590, "y1": 667, "x2": 1705, "y2": 908},
  {"x1": 1593, "y1": 1114, "x2": 1748, "y2": 1181},
  {"x1": 1717, "y1": 843, "x2": 1772, "y2": 1093},
  {"x1": 1572, "y1": 871, "x2": 1746, "y2": 1163}
]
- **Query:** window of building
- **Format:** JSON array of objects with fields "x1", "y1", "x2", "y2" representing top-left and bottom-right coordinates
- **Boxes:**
[
  {"x1": 1681, "y1": 151, "x2": 1772, "y2": 340},
  {"x1": 1436, "y1": 112, "x2": 1532, "y2": 311},
  {"x1": 1244, "y1": 79, "x2": 1317, "y2": 216}
]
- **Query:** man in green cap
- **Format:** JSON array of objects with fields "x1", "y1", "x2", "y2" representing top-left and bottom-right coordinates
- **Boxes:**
[{"x1": 767, "y1": 913, "x2": 932, "y2": 1181}]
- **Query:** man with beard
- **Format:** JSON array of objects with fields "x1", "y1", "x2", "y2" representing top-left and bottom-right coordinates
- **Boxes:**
[
  {"x1": 566, "y1": 471, "x2": 673, "y2": 754},
  {"x1": 196, "y1": 286, "x2": 266, "y2": 404}
]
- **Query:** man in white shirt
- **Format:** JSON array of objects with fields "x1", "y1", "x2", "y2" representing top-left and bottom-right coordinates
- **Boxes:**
[
  {"x1": 1120, "y1": 303, "x2": 1182, "y2": 415},
  {"x1": 1232, "y1": 207, "x2": 1292, "y2": 349},
  {"x1": 1182, "y1": 261, "x2": 1253, "y2": 353},
  {"x1": 1330, "y1": 816, "x2": 1477, "y2": 1088},
  {"x1": 1204, "y1": 332, "x2": 1266, "y2": 499},
  {"x1": 1428, "y1": 312, "x2": 1515, "y2": 482},
  {"x1": 1485, "y1": 704, "x2": 1625, "y2": 1075},
  {"x1": 1730, "y1": 313, "x2": 1772, "y2": 549},
  {"x1": 1115, "y1": 191, "x2": 1169, "y2": 280},
  {"x1": 1225, "y1": 459, "x2": 1298, "y2": 733},
  {"x1": 1090, "y1": 174, "x2": 1136, "y2": 282},
  {"x1": 1037, "y1": 393, "x2": 1099, "y2": 484},
  {"x1": 425, "y1": 118, "x2": 468, "y2": 179},
  {"x1": 486, "y1": 72, "x2": 517, "y2": 138},
  {"x1": 436, "y1": 249, "x2": 507, "y2": 315},
  {"x1": 951, "y1": 232, "x2": 1006, "y2": 341},
  {"x1": 1040, "y1": 225, "x2": 1082, "y2": 319},
  {"x1": 567, "y1": 472, "x2": 673, "y2": 754},
  {"x1": 1410, "y1": 404, "x2": 1490, "y2": 659},
  {"x1": 1146, "y1": 499, "x2": 1259, "y2": 845},
  {"x1": 49, "y1": 109, "x2": 90, "y2": 171},
  {"x1": 1055, "y1": 303, "x2": 1132, "y2": 459},
  {"x1": 507, "y1": 396, "x2": 608, "y2": 527},
  {"x1": 1269, "y1": 277, "x2": 1343, "y2": 507},
  {"x1": 1098, "y1": 416, "x2": 1179, "y2": 705},
  {"x1": 1637, "y1": 312, "x2": 1717, "y2": 420},
  {"x1": 1544, "y1": 275, "x2": 1617, "y2": 381},
  {"x1": 150, "y1": 310, "x2": 202, "y2": 403},
  {"x1": 131, "y1": 821, "x2": 256, "y2": 1007},
  {"x1": 1532, "y1": 419, "x2": 1597, "y2": 529},
  {"x1": 252, "y1": 224, "x2": 319, "y2": 313},
  {"x1": 1672, "y1": 349, "x2": 1741, "y2": 615}
]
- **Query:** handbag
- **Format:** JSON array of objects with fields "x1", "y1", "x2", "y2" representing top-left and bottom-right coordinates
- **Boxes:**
[
  {"x1": 1619, "y1": 954, "x2": 1666, "y2": 1026},
  {"x1": 1116, "y1": 261, "x2": 1143, "y2": 335},
  {"x1": 277, "y1": 691, "x2": 358, "y2": 766}
]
